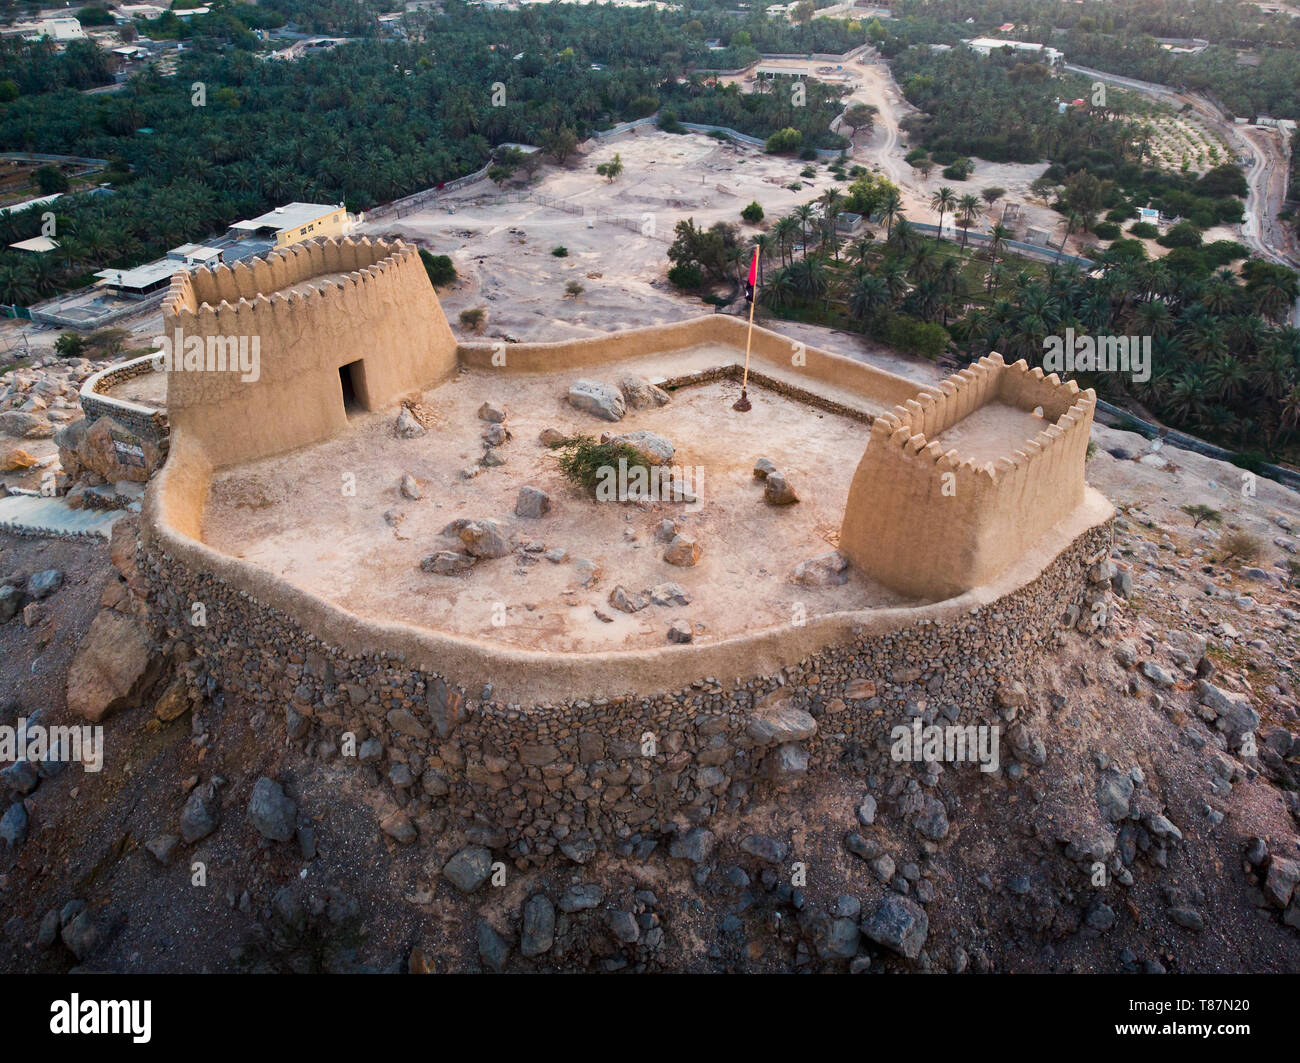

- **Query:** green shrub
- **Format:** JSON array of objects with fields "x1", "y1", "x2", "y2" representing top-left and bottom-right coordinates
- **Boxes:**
[
  {"x1": 765, "y1": 127, "x2": 803, "y2": 154},
  {"x1": 551, "y1": 246, "x2": 568, "y2": 257},
  {"x1": 1157, "y1": 221, "x2": 1203, "y2": 249},
  {"x1": 552, "y1": 435, "x2": 655, "y2": 498},
  {"x1": 740, "y1": 201, "x2": 764, "y2": 224},
  {"x1": 1092, "y1": 221, "x2": 1121, "y2": 240},
  {"x1": 883, "y1": 314, "x2": 949, "y2": 360},
  {"x1": 667, "y1": 263, "x2": 704, "y2": 289},
  {"x1": 419, "y1": 249, "x2": 457, "y2": 286},
  {"x1": 1128, "y1": 221, "x2": 1159, "y2": 239}
]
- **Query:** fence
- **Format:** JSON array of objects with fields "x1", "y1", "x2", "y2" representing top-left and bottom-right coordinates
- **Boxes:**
[
  {"x1": 906, "y1": 221, "x2": 1096, "y2": 269},
  {"x1": 1094, "y1": 399, "x2": 1300, "y2": 491}
]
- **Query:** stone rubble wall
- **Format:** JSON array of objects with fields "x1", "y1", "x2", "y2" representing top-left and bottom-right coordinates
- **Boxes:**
[
  {"x1": 78, "y1": 353, "x2": 169, "y2": 451},
  {"x1": 142, "y1": 518, "x2": 1113, "y2": 855}
]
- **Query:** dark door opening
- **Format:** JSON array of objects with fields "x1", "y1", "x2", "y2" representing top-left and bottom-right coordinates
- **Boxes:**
[{"x1": 339, "y1": 359, "x2": 367, "y2": 415}]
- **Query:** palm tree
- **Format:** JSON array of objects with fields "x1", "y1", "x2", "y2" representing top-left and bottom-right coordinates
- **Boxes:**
[
  {"x1": 879, "y1": 188, "x2": 902, "y2": 236},
  {"x1": 750, "y1": 233, "x2": 775, "y2": 285},
  {"x1": 772, "y1": 216, "x2": 799, "y2": 268},
  {"x1": 793, "y1": 203, "x2": 816, "y2": 260},
  {"x1": 848, "y1": 274, "x2": 890, "y2": 324},
  {"x1": 985, "y1": 224, "x2": 1011, "y2": 294},
  {"x1": 956, "y1": 193, "x2": 982, "y2": 248},
  {"x1": 930, "y1": 186, "x2": 957, "y2": 241}
]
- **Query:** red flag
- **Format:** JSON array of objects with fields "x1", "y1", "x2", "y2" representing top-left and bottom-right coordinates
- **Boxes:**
[{"x1": 745, "y1": 246, "x2": 759, "y2": 302}]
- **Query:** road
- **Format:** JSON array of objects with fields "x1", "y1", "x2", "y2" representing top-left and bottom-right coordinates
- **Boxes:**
[{"x1": 1065, "y1": 62, "x2": 1298, "y2": 272}]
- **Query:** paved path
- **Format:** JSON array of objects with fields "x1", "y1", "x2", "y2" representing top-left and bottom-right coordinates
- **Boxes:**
[{"x1": 0, "y1": 494, "x2": 124, "y2": 539}]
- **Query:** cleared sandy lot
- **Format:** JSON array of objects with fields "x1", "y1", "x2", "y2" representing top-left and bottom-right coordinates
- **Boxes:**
[{"x1": 201, "y1": 345, "x2": 917, "y2": 653}]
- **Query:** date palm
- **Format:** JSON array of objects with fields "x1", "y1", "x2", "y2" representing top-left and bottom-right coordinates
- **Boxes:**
[
  {"x1": 930, "y1": 186, "x2": 957, "y2": 241},
  {"x1": 956, "y1": 193, "x2": 982, "y2": 248}
]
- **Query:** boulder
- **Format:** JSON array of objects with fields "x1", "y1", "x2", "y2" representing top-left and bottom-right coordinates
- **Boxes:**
[
  {"x1": 0, "y1": 446, "x2": 37, "y2": 473},
  {"x1": 764, "y1": 472, "x2": 799, "y2": 505},
  {"x1": 421, "y1": 550, "x2": 476, "y2": 576},
  {"x1": 747, "y1": 689, "x2": 818, "y2": 745},
  {"x1": 477, "y1": 401, "x2": 507, "y2": 423},
  {"x1": 0, "y1": 411, "x2": 52, "y2": 439},
  {"x1": 663, "y1": 534, "x2": 701, "y2": 567},
  {"x1": 65, "y1": 609, "x2": 154, "y2": 723},
  {"x1": 400, "y1": 474, "x2": 421, "y2": 500},
  {"x1": 443, "y1": 846, "x2": 494, "y2": 893},
  {"x1": 648, "y1": 582, "x2": 691, "y2": 606},
  {"x1": 609, "y1": 430, "x2": 674, "y2": 464},
  {"x1": 521, "y1": 894, "x2": 556, "y2": 956},
  {"x1": 70, "y1": 417, "x2": 161, "y2": 484},
  {"x1": 515, "y1": 486, "x2": 551, "y2": 519},
  {"x1": 666, "y1": 619, "x2": 693, "y2": 644},
  {"x1": 26, "y1": 570, "x2": 63, "y2": 600},
  {"x1": 617, "y1": 372, "x2": 670, "y2": 409},
  {"x1": 753, "y1": 457, "x2": 777, "y2": 480},
  {"x1": 609, "y1": 585, "x2": 649, "y2": 613},
  {"x1": 792, "y1": 551, "x2": 849, "y2": 586},
  {"x1": 860, "y1": 894, "x2": 928, "y2": 960},
  {"x1": 567, "y1": 379, "x2": 625, "y2": 422},
  {"x1": 395, "y1": 407, "x2": 425, "y2": 438},
  {"x1": 247, "y1": 777, "x2": 297, "y2": 842},
  {"x1": 459, "y1": 519, "x2": 511, "y2": 559}
]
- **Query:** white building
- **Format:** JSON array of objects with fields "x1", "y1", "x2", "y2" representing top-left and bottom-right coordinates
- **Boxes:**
[
  {"x1": 22, "y1": 17, "x2": 86, "y2": 41},
  {"x1": 965, "y1": 37, "x2": 1063, "y2": 65}
]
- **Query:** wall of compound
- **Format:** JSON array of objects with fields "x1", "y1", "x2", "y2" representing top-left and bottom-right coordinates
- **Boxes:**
[{"x1": 141, "y1": 519, "x2": 1113, "y2": 855}]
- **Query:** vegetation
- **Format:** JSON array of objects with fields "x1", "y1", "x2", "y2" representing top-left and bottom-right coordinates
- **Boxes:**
[
  {"x1": 1219, "y1": 528, "x2": 1263, "y2": 563},
  {"x1": 419, "y1": 250, "x2": 457, "y2": 287},
  {"x1": 552, "y1": 434, "x2": 653, "y2": 499},
  {"x1": 1182, "y1": 503, "x2": 1223, "y2": 529}
]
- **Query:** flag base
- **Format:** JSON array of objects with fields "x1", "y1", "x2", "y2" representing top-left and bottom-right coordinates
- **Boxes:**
[{"x1": 732, "y1": 388, "x2": 751, "y2": 412}]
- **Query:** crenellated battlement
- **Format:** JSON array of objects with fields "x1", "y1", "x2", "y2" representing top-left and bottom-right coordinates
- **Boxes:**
[
  {"x1": 160, "y1": 236, "x2": 458, "y2": 468},
  {"x1": 840, "y1": 352, "x2": 1099, "y2": 600}
]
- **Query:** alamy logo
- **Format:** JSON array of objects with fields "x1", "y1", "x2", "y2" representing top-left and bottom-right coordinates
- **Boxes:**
[
  {"x1": 151, "y1": 327, "x2": 260, "y2": 382},
  {"x1": 594, "y1": 458, "x2": 703, "y2": 504},
  {"x1": 1042, "y1": 328, "x2": 1151, "y2": 383},
  {"x1": 50, "y1": 995, "x2": 151, "y2": 1043},
  {"x1": 0, "y1": 718, "x2": 103, "y2": 772},
  {"x1": 890, "y1": 719, "x2": 1000, "y2": 773}
]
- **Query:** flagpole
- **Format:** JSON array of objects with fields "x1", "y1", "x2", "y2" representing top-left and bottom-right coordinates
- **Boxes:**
[{"x1": 734, "y1": 247, "x2": 758, "y2": 412}]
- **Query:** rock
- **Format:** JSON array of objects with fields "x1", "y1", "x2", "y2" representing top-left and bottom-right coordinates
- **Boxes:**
[
  {"x1": 740, "y1": 835, "x2": 789, "y2": 863},
  {"x1": 421, "y1": 550, "x2": 475, "y2": 576},
  {"x1": 459, "y1": 519, "x2": 511, "y2": 559},
  {"x1": 663, "y1": 534, "x2": 701, "y2": 567},
  {"x1": 609, "y1": 585, "x2": 649, "y2": 613},
  {"x1": 400, "y1": 474, "x2": 421, "y2": 500},
  {"x1": 443, "y1": 846, "x2": 493, "y2": 893},
  {"x1": 610, "y1": 430, "x2": 674, "y2": 464},
  {"x1": 36, "y1": 909, "x2": 59, "y2": 949},
  {"x1": 572, "y1": 557, "x2": 600, "y2": 588},
  {"x1": 153, "y1": 675, "x2": 192, "y2": 722},
  {"x1": 477, "y1": 401, "x2": 507, "y2": 423},
  {"x1": 61, "y1": 910, "x2": 99, "y2": 961},
  {"x1": 380, "y1": 809, "x2": 417, "y2": 844},
  {"x1": 247, "y1": 777, "x2": 297, "y2": 842},
  {"x1": 669, "y1": 827, "x2": 714, "y2": 864},
  {"x1": 521, "y1": 894, "x2": 556, "y2": 956},
  {"x1": 1096, "y1": 769, "x2": 1133, "y2": 822},
  {"x1": 1167, "y1": 906, "x2": 1205, "y2": 931},
  {"x1": 648, "y1": 582, "x2": 690, "y2": 606},
  {"x1": 1264, "y1": 857, "x2": 1300, "y2": 909},
  {"x1": 763, "y1": 472, "x2": 799, "y2": 505},
  {"x1": 1195, "y1": 680, "x2": 1259, "y2": 748},
  {"x1": 860, "y1": 895, "x2": 928, "y2": 960},
  {"x1": 753, "y1": 457, "x2": 777, "y2": 479},
  {"x1": 1140, "y1": 660, "x2": 1176, "y2": 688},
  {"x1": 482, "y1": 422, "x2": 508, "y2": 446},
  {"x1": 0, "y1": 585, "x2": 19, "y2": 624},
  {"x1": 567, "y1": 379, "x2": 625, "y2": 422},
  {"x1": 792, "y1": 551, "x2": 849, "y2": 586},
  {"x1": 747, "y1": 689, "x2": 817, "y2": 745},
  {"x1": 666, "y1": 619, "x2": 693, "y2": 644},
  {"x1": 477, "y1": 922, "x2": 511, "y2": 971},
  {"x1": 1085, "y1": 901, "x2": 1116, "y2": 932},
  {"x1": 655, "y1": 519, "x2": 677, "y2": 543},
  {"x1": 395, "y1": 407, "x2": 425, "y2": 438},
  {"x1": 179, "y1": 781, "x2": 220, "y2": 843},
  {"x1": 481, "y1": 449, "x2": 506, "y2": 467},
  {"x1": 606, "y1": 910, "x2": 640, "y2": 944},
  {"x1": 617, "y1": 372, "x2": 670, "y2": 409},
  {"x1": 0, "y1": 446, "x2": 37, "y2": 472},
  {"x1": 26, "y1": 569, "x2": 63, "y2": 600},
  {"x1": 0, "y1": 410, "x2": 53, "y2": 439},
  {"x1": 857, "y1": 794, "x2": 877, "y2": 826},
  {"x1": 145, "y1": 834, "x2": 179, "y2": 865},
  {"x1": 0, "y1": 802, "x2": 28, "y2": 848},
  {"x1": 538, "y1": 427, "x2": 566, "y2": 446},
  {"x1": 558, "y1": 883, "x2": 603, "y2": 912},
  {"x1": 65, "y1": 609, "x2": 154, "y2": 722},
  {"x1": 515, "y1": 486, "x2": 551, "y2": 519}
]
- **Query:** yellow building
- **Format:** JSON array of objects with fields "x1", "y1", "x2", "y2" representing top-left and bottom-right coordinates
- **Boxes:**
[{"x1": 228, "y1": 202, "x2": 356, "y2": 249}]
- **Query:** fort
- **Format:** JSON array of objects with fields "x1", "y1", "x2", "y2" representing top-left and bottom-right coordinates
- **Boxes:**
[{"x1": 131, "y1": 234, "x2": 1113, "y2": 856}]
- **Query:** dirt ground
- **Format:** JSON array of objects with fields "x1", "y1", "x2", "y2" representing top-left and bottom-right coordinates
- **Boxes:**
[{"x1": 203, "y1": 348, "x2": 915, "y2": 652}]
